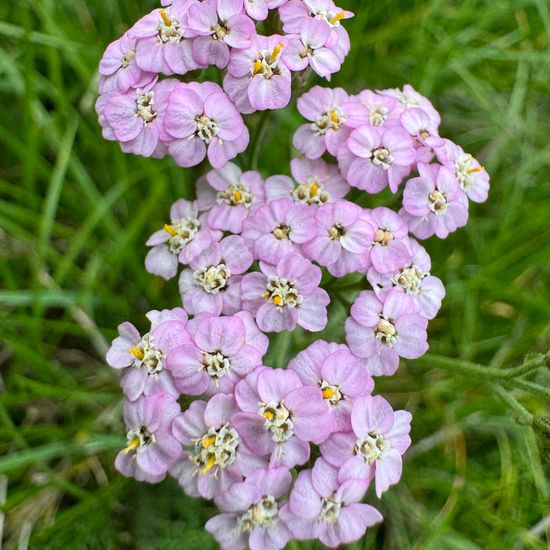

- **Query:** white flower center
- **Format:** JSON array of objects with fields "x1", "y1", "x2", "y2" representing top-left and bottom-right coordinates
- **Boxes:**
[
  {"x1": 252, "y1": 44, "x2": 284, "y2": 79},
  {"x1": 124, "y1": 426, "x2": 154, "y2": 455},
  {"x1": 195, "y1": 114, "x2": 220, "y2": 144},
  {"x1": 328, "y1": 223, "x2": 346, "y2": 241},
  {"x1": 259, "y1": 401, "x2": 294, "y2": 443},
  {"x1": 164, "y1": 217, "x2": 201, "y2": 254},
  {"x1": 292, "y1": 177, "x2": 330, "y2": 205},
  {"x1": 371, "y1": 147, "x2": 393, "y2": 169},
  {"x1": 201, "y1": 351, "x2": 232, "y2": 383},
  {"x1": 262, "y1": 277, "x2": 303, "y2": 309},
  {"x1": 320, "y1": 380, "x2": 343, "y2": 405},
  {"x1": 211, "y1": 23, "x2": 228, "y2": 40},
  {"x1": 193, "y1": 263, "x2": 231, "y2": 294},
  {"x1": 121, "y1": 50, "x2": 135, "y2": 69},
  {"x1": 319, "y1": 495, "x2": 342, "y2": 523},
  {"x1": 158, "y1": 10, "x2": 183, "y2": 44},
  {"x1": 375, "y1": 318, "x2": 397, "y2": 346},
  {"x1": 455, "y1": 153, "x2": 484, "y2": 191},
  {"x1": 369, "y1": 105, "x2": 388, "y2": 126},
  {"x1": 355, "y1": 431, "x2": 388, "y2": 463},
  {"x1": 394, "y1": 89, "x2": 420, "y2": 108},
  {"x1": 238, "y1": 496, "x2": 279, "y2": 532},
  {"x1": 128, "y1": 333, "x2": 165, "y2": 376},
  {"x1": 373, "y1": 228, "x2": 393, "y2": 246},
  {"x1": 428, "y1": 190, "x2": 448, "y2": 213},
  {"x1": 393, "y1": 266, "x2": 425, "y2": 295},
  {"x1": 136, "y1": 91, "x2": 157, "y2": 124},
  {"x1": 314, "y1": 10, "x2": 346, "y2": 27},
  {"x1": 191, "y1": 424, "x2": 240, "y2": 475},
  {"x1": 313, "y1": 108, "x2": 344, "y2": 135},
  {"x1": 272, "y1": 223, "x2": 291, "y2": 240},
  {"x1": 217, "y1": 183, "x2": 254, "y2": 207}
]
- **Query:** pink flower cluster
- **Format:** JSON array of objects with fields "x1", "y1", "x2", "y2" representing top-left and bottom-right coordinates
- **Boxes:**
[
  {"x1": 101, "y1": 3, "x2": 491, "y2": 549},
  {"x1": 96, "y1": 0, "x2": 353, "y2": 166}
]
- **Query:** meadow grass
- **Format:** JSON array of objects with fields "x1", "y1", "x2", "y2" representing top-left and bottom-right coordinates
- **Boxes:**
[{"x1": 0, "y1": 0, "x2": 549, "y2": 548}]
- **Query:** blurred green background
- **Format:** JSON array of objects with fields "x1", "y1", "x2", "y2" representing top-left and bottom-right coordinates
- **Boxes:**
[{"x1": 1, "y1": 0, "x2": 549, "y2": 548}]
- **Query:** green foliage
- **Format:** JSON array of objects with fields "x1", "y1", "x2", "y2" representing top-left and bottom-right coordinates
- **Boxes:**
[{"x1": 0, "y1": 0, "x2": 549, "y2": 548}]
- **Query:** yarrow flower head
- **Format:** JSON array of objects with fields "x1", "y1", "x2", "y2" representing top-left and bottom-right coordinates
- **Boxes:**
[{"x1": 99, "y1": 1, "x2": 490, "y2": 545}]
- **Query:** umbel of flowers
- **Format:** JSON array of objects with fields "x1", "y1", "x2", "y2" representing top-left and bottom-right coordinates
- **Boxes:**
[{"x1": 99, "y1": 0, "x2": 490, "y2": 548}]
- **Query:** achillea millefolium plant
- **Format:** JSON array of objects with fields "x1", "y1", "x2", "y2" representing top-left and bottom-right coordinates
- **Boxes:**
[{"x1": 96, "y1": 0, "x2": 491, "y2": 547}]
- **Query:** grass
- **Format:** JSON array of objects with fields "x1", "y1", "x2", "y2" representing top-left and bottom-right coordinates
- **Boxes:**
[{"x1": 0, "y1": 0, "x2": 549, "y2": 548}]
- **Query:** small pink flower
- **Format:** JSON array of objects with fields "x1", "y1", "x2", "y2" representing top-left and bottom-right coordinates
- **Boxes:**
[
  {"x1": 303, "y1": 199, "x2": 374, "y2": 277},
  {"x1": 367, "y1": 239, "x2": 445, "y2": 320},
  {"x1": 178, "y1": 235, "x2": 253, "y2": 315},
  {"x1": 206, "y1": 467, "x2": 292, "y2": 550},
  {"x1": 145, "y1": 199, "x2": 220, "y2": 280},
  {"x1": 224, "y1": 35, "x2": 292, "y2": 113},
  {"x1": 281, "y1": 458, "x2": 382, "y2": 546},
  {"x1": 98, "y1": 33, "x2": 157, "y2": 94},
  {"x1": 320, "y1": 395, "x2": 412, "y2": 498},
  {"x1": 341, "y1": 125, "x2": 416, "y2": 193},
  {"x1": 266, "y1": 158, "x2": 349, "y2": 205},
  {"x1": 279, "y1": 0, "x2": 353, "y2": 62},
  {"x1": 187, "y1": 0, "x2": 256, "y2": 69},
  {"x1": 345, "y1": 289, "x2": 428, "y2": 376},
  {"x1": 232, "y1": 367, "x2": 328, "y2": 467},
  {"x1": 131, "y1": 5, "x2": 202, "y2": 75},
  {"x1": 285, "y1": 18, "x2": 341, "y2": 80},
  {"x1": 171, "y1": 394, "x2": 266, "y2": 499},
  {"x1": 435, "y1": 139, "x2": 490, "y2": 203},
  {"x1": 241, "y1": 198, "x2": 316, "y2": 263},
  {"x1": 166, "y1": 312, "x2": 266, "y2": 395},
  {"x1": 293, "y1": 86, "x2": 349, "y2": 158},
  {"x1": 341, "y1": 89, "x2": 398, "y2": 129},
  {"x1": 196, "y1": 162, "x2": 266, "y2": 233},
  {"x1": 378, "y1": 84, "x2": 441, "y2": 129},
  {"x1": 366, "y1": 206, "x2": 412, "y2": 274},
  {"x1": 241, "y1": 253, "x2": 330, "y2": 333},
  {"x1": 115, "y1": 393, "x2": 182, "y2": 482},
  {"x1": 289, "y1": 342, "x2": 373, "y2": 436},
  {"x1": 401, "y1": 162, "x2": 469, "y2": 239},
  {"x1": 165, "y1": 82, "x2": 249, "y2": 169},
  {"x1": 101, "y1": 79, "x2": 177, "y2": 158}
]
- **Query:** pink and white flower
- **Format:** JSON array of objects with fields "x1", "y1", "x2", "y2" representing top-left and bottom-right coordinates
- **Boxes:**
[
  {"x1": 206, "y1": 467, "x2": 292, "y2": 550},
  {"x1": 145, "y1": 199, "x2": 220, "y2": 280},
  {"x1": 241, "y1": 198, "x2": 315, "y2": 264},
  {"x1": 115, "y1": 393, "x2": 182, "y2": 482},
  {"x1": 196, "y1": 163, "x2": 266, "y2": 234},
  {"x1": 367, "y1": 239, "x2": 446, "y2": 320},
  {"x1": 166, "y1": 311, "x2": 266, "y2": 395},
  {"x1": 187, "y1": 0, "x2": 255, "y2": 69},
  {"x1": 303, "y1": 199, "x2": 374, "y2": 277},
  {"x1": 401, "y1": 162, "x2": 469, "y2": 239},
  {"x1": 345, "y1": 289, "x2": 429, "y2": 376},
  {"x1": 289, "y1": 341, "x2": 374, "y2": 436},
  {"x1": 293, "y1": 86, "x2": 349, "y2": 158},
  {"x1": 224, "y1": 35, "x2": 292, "y2": 113},
  {"x1": 232, "y1": 367, "x2": 328, "y2": 467},
  {"x1": 165, "y1": 82, "x2": 249, "y2": 169},
  {"x1": 321, "y1": 395, "x2": 412, "y2": 498},
  {"x1": 171, "y1": 394, "x2": 266, "y2": 499},
  {"x1": 178, "y1": 235, "x2": 253, "y2": 315},
  {"x1": 241, "y1": 253, "x2": 330, "y2": 333},
  {"x1": 281, "y1": 458, "x2": 382, "y2": 546}
]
